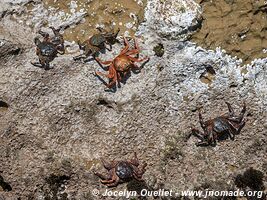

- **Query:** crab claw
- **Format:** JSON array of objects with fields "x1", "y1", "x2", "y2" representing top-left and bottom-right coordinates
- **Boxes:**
[
  {"x1": 93, "y1": 71, "x2": 98, "y2": 76},
  {"x1": 49, "y1": 26, "x2": 59, "y2": 32},
  {"x1": 34, "y1": 37, "x2": 41, "y2": 46}
]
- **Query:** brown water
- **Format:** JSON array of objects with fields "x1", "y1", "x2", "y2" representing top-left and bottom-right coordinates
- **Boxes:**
[
  {"x1": 43, "y1": 0, "x2": 146, "y2": 42},
  {"x1": 192, "y1": 0, "x2": 267, "y2": 64}
]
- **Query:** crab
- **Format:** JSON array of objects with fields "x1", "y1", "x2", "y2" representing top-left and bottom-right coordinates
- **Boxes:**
[
  {"x1": 94, "y1": 152, "x2": 147, "y2": 187},
  {"x1": 95, "y1": 37, "x2": 149, "y2": 88},
  {"x1": 31, "y1": 26, "x2": 65, "y2": 70},
  {"x1": 73, "y1": 27, "x2": 120, "y2": 61},
  {"x1": 190, "y1": 102, "x2": 246, "y2": 146}
]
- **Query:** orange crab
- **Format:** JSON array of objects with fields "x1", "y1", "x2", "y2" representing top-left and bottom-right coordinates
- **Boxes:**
[{"x1": 95, "y1": 37, "x2": 149, "y2": 88}]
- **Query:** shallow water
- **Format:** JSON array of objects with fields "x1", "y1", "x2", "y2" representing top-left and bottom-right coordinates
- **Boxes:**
[
  {"x1": 192, "y1": 0, "x2": 267, "y2": 64},
  {"x1": 43, "y1": 0, "x2": 146, "y2": 42}
]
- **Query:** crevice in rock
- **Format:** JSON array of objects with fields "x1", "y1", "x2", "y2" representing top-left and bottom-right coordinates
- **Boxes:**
[
  {"x1": 153, "y1": 43, "x2": 165, "y2": 57},
  {"x1": 44, "y1": 174, "x2": 70, "y2": 200},
  {"x1": 0, "y1": 175, "x2": 12, "y2": 191},
  {"x1": 0, "y1": 100, "x2": 9, "y2": 108},
  {"x1": 199, "y1": 65, "x2": 216, "y2": 85},
  {"x1": 96, "y1": 99, "x2": 113, "y2": 108},
  {"x1": 0, "y1": 39, "x2": 22, "y2": 58},
  {"x1": 234, "y1": 168, "x2": 265, "y2": 191}
]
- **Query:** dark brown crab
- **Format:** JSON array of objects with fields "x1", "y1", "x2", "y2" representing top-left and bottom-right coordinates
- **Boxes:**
[
  {"x1": 73, "y1": 27, "x2": 120, "y2": 61},
  {"x1": 31, "y1": 26, "x2": 65, "y2": 70},
  {"x1": 190, "y1": 102, "x2": 246, "y2": 146},
  {"x1": 94, "y1": 152, "x2": 147, "y2": 187}
]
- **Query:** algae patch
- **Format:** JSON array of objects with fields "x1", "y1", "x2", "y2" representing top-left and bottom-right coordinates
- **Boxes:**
[{"x1": 153, "y1": 43, "x2": 165, "y2": 57}]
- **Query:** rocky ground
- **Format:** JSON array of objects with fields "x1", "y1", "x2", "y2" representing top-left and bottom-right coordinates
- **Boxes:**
[{"x1": 0, "y1": 0, "x2": 266, "y2": 199}]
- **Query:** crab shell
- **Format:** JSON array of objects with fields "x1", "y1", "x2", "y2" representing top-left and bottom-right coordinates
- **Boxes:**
[
  {"x1": 113, "y1": 56, "x2": 133, "y2": 72},
  {"x1": 89, "y1": 34, "x2": 106, "y2": 47},
  {"x1": 115, "y1": 161, "x2": 134, "y2": 180},
  {"x1": 212, "y1": 117, "x2": 233, "y2": 133},
  {"x1": 51, "y1": 36, "x2": 63, "y2": 46},
  {"x1": 38, "y1": 42, "x2": 57, "y2": 57}
]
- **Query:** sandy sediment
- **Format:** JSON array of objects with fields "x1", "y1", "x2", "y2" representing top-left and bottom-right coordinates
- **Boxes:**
[{"x1": 192, "y1": 0, "x2": 267, "y2": 64}]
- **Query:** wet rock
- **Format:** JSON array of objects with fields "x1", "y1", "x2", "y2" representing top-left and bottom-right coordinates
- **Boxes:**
[
  {"x1": 0, "y1": 0, "x2": 266, "y2": 199},
  {"x1": 0, "y1": 0, "x2": 38, "y2": 22},
  {"x1": 139, "y1": 0, "x2": 202, "y2": 39},
  {"x1": 192, "y1": 0, "x2": 267, "y2": 63}
]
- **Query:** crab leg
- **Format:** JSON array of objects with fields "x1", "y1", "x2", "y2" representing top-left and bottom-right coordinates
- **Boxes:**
[
  {"x1": 100, "y1": 158, "x2": 114, "y2": 170},
  {"x1": 94, "y1": 172, "x2": 110, "y2": 180},
  {"x1": 133, "y1": 37, "x2": 140, "y2": 50},
  {"x1": 198, "y1": 110, "x2": 206, "y2": 130},
  {"x1": 191, "y1": 128, "x2": 210, "y2": 146},
  {"x1": 227, "y1": 128, "x2": 235, "y2": 140},
  {"x1": 225, "y1": 102, "x2": 235, "y2": 116},
  {"x1": 49, "y1": 26, "x2": 59, "y2": 35},
  {"x1": 227, "y1": 102, "x2": 246, "y2": 123},
  {"x1": 106, "y1": 68, "x2": 118, "y2": 88},
  {"x1": 96, "y1": 64, "x2": 116, "y2": 78},
  {"x1": 119, "y1": 37, "x2": 130, "y2": 55},
  {"x1": 30, "y1": 61, "x2": 42, "y2": 67},
  {"x1": 38, "y1": 57, "x2": 50, "y2": 70},
  {"x1": 100, "y1": 169, "x2": 118, "y2": 184},
  {"x1": 191, "y1": 128, "x2": 205, "y2": 140},
  {"x1": 57, "y1": 46, "x2": 65, "y2": 55},
  {"x1": 95, "y1": 70, "x2": 114, "y2": 79},
  {"x1": 114, "y1": 28, "x2": 120, "y2": 38},
  {"x1": 237, "y1": 120, "x2": 246, "y2": 132},
  {"x1": 228, "y1": 119, "x2": 246, "y2": 135},
  {"x1": 137, "y1": 163, "x2": 147, "y2": 175},
  {"x1": 210, "y1": 130, "x2": 217, "y2": 144},
  {"x1": 128, "y1": 56, "x2": 149, "y2": 63},
  {"x1": 38, "y1": 30, "x2": 50, "y2": 42},
  {"x1": 95, "y1": 57, "x2": 113, "y2": 65},
  {"x1": 106, "y1": 176, "x2": 120, "y2": 187},
  {"x1": 105, "y1": 44, "x2": 112, "y2": 51},
  {"x1": 96, "y1": 65, "x2": 117, "y2": 88},
  {"x1": 131, "y1": 64, "x2": 141, "y2": 70},
  {"x1": 133, "y1": 173, "x2": 144, "y2": 181},
  {"x1": 239, "y1": 102, "x2": 246, "y2": 122},
  {"x1": 73, "y1": 55, "x2": 87, "y2": 61},
  {"x1": 125, "y1": 49, "x2": 140, "y2": 56},
  {"x1": 117, "y1": 72, "x2": 123, "y2": 82},
  {"x1": 129, "y1": 152, "x2": 139, "y2": 166}
]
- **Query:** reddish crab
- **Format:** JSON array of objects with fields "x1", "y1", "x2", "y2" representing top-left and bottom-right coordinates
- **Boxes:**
[
  {"x1": 190, "y1": 102, "x2": 246, "y2": 146},
  {"x1": 94, "y1": 152, "x2": 147, "y2": 187},
  {"x1": 95, "y1": 37, "x2": 149, "y2": 88}
]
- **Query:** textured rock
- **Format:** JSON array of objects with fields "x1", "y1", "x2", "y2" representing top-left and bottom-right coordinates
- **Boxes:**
[
  {"x1": 138, "y1": 0, "x2": 202, "y2": 39},
  {"x1": 0, "y1": 0, "x2": 266, "y2": 199}
]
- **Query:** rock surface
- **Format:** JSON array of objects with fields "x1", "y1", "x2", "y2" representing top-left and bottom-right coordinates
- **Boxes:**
[{"x1": 0, "y1": 0, "x2": 266, "y2": 199}]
